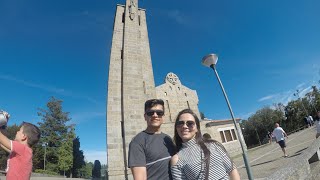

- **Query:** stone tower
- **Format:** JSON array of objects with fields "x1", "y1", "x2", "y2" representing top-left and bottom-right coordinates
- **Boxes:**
[{"x1": 106, "y1": 0, "x2": 156, "y2": 179}]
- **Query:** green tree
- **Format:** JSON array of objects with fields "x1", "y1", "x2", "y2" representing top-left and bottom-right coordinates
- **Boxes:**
[
  {"x1": 80, "y1": 162, "x2": 93, "y2": 179},
  {"x1": 305, "y1": 86, "x2": 320, "y2": 114},
  {"x1": 242, "y1": 106, "x2": 284, "y2": 147},
  {"x1": 92, "y1": 160, "x2": 101, "y2": 178},
  {"x1": 36, "y1": 97, "x2": 72, "y2": 174},
  {"x1": 58, "y1": 124, "x2": 75, "y2": 177},
  {"x1": 284, "y1": 100, "x2": 306, "y2": 132},
  {"x1": 58, "y1": 140, "x2": 73, "y2": 177},
  {"x1": 200, "y1": 112, "x2": 205, "y2": 119},
  {"x1": 71, "y1": 136, "x2": 86, "y2": 178}
]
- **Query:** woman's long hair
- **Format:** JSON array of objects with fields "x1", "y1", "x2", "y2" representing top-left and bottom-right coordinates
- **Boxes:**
[{"x1": 174, "y1": 109, "x2": 215, "y2": 179}]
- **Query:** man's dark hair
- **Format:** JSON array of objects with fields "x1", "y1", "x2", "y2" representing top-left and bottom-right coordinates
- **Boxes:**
[
  {"x1": 21, "y1": 122, "x2": 41, "y2": 147},
  {"x1": 144, "y1": 99, "x2": 165, "y2": 112}
]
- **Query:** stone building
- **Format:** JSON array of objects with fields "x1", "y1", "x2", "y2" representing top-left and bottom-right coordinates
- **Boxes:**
[
  {"x1": 106, "y1": 0, "x2": 245, "y2": 179},
  {"x1": 200, "y1": 118, "x2": 244, "y2": 157},
  {"x1": 156, "y1": 72, "x2": 201, "y2": 136}
]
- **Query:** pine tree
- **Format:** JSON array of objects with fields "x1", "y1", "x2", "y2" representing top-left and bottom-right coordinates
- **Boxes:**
[
  {"x1": 36, "y1": 97, "x2": 71, "y2": 173},
  {"x1": 71, "y1": 136, "x2": 86, "y2": 177}
]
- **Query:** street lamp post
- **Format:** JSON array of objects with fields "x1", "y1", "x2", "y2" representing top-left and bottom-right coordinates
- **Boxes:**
[
  {"x1": 43, "y1": 142, "x2": 48, "y2": 171},
  {"x1": 202, "y1": 54, "x2": 254, "y2": 180}
]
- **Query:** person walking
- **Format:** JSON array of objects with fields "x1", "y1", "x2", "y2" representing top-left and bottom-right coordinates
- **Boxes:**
[
  {"x1": 314, "y1": 112, "x2": 320, "y2": 138},
  {"x1": 272, "y1": 123, "x2": 288, "y2": 157},
  {"x1": 308, "y1": 115, "x2": 314, "y2": 126},
  {"x1": 267, "y1": 131, "x2": 273, "y2": 144}
]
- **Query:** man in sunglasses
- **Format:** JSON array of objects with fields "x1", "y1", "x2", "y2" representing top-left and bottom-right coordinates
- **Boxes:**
[{"x1": 128, "y1": 99, "x2": 176, "y2": 180}]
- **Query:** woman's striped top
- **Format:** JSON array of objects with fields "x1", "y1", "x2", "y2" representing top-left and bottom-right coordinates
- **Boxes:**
[{"x1": 171, "y1": 138, "x2": 236, "y2": 180}]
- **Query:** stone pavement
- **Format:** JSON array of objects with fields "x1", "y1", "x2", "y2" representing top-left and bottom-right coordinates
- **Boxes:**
[{"x1": 233, "y1": 126, "x2": 317, "y2": 180}]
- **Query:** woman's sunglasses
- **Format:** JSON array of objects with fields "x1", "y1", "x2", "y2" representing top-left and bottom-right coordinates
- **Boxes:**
[
  {"x1": 145, "y1": 110, "x2": 164, "y2": 116},
  {"x1": 176, "y1": 120, "x2": 195, "y2": 128}
]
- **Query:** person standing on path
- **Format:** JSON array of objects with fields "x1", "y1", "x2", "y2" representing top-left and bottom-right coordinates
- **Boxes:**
[
  {"x1": 267, "y1": 131, "x2": 273, "y2": 144},
  {"x1": 314, "y1": 111, "x2": 320, "y2": 138},
  {"x1": 272, "y1": 123, "x2": 288, "y2": 157}
]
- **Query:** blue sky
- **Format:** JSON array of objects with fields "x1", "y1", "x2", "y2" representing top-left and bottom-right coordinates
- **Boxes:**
[{"x1": 1, "y1": 0, "x2": 320, "y2": 165}]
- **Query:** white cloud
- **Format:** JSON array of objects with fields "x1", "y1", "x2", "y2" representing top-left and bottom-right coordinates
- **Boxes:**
[
  {"x1": 0, "y1": 74, "x2": 66, "y2": 93},
  {"x1": 0, "y1": 74, "x2": 101, "y2": 104},
  {"x1": 296, "y1": 83, "x2": 305, "y2": 89},
  {"x1": 238, "y1": 111, "x2": 254, "y2": 119},
  {"x1": 84, "y1": 150, "x2": 107, "y2": 165},
  {"x1": 257, "y1": 80, "x2": 318, "y2": 106},
  {"x1": 298, "y1": 87, "x2": 309, "y2": 95},
  {"x1": 167, "y1": 10, "x2": 188, "y2": 25},
  {"x1": 258, "y1": 94, "x2": 277, "y2": 102},
  {"x1": 70, "y1": 111, "x2": 105, "y2": 124}
]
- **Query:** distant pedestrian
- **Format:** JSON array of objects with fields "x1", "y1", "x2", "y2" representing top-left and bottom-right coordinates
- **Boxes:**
[
  {"x1": 314, "y1": 112, "x2": 320, "y2": 138},
  {"x1": 267, "y1": 131, "x2": 273, "y2": 144},
  {"x1": 308, "y1": 115, "x2": 314, "y2": 126},
  {"x1": 304, "y1": 116, "x2": 310, "y2": 128},
  {"x1": 272, "y1": 123, "x2": 288, "y2": 157}
]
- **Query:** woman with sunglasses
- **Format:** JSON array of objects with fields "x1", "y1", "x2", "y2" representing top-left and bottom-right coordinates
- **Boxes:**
[{"x1": 171, "y1": 109, "x2": 240, "y2": 180}]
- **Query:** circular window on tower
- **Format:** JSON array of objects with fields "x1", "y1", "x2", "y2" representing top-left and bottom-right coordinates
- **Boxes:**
[{"x1": 166, "y1": 72, "x2": 180, "y2": 85}]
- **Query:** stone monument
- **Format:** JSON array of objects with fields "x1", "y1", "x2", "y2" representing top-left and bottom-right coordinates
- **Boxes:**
[
  {"x1": 106, "y1": 1, "x2": 244, "y2": 179},
  {"x1": 106, "y1": 0, "x2": 156, "y2": 179}
]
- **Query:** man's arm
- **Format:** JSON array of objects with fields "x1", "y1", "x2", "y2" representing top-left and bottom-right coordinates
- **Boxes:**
[
  {"x1": 128, "y1": 139, "x2": 147, "y2": 180},
  {"x1": 0, "y1": 130, "x2": 11, "y2": 152},
  {"x1": 131, "y1": 167, "x2": 147, "y2": 180},
  {"x1": 281, "y1": 128, "x2": 288, "y2": 138}
]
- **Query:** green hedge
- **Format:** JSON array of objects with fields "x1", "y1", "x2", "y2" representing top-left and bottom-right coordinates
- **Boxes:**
[{"x1": 34, "y1": 169, "x2": 59, "y2": 176}]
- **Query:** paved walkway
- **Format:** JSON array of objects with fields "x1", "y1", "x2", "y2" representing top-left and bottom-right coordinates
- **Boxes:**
[{"x1": 233, "y1": 126, "x2": 317, "y2": 179}]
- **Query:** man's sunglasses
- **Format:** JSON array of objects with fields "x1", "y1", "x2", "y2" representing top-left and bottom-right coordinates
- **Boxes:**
[
  {"x1": 145, "y1": 110, "x2": 164, "y2": 116},
  {"x1": 175, "y1": 120, "x2": 195, "y2": 128}
]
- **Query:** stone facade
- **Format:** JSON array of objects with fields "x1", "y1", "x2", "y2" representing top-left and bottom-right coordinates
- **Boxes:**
[
  {"x1": 106, "y1": 1, "x2": 245, "y2": 179},
  {"x1": 156, "y1": 73, "x2": 200, "y2": 121},
  {"x1": 107, "y1": 1, "x2": 156, "y2": 179}
]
